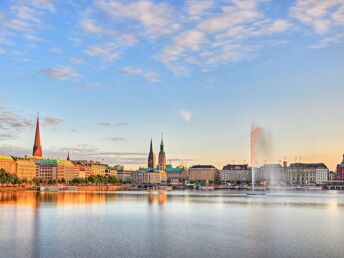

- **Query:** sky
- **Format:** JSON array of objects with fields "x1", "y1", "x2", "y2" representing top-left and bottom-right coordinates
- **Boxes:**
[{"x1": 0, "y1": 0, "x2": 344, "y2": 170}]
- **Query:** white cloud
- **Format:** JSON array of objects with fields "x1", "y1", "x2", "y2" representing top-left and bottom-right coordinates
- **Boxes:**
[
  {"x1": 309, "y1": 33, "x2": 344, "y2": 48},
  {"x1": 24, "y1": 34, "x2": 42, "y2": 42},
  {"x1": 0, "y1": 49, "x2": 6, "y2": 55},
  {"x1": 290, "y1": 0, "x2": 344, "y2": 34},
  {"x1": 43, "y1": 66, "x2": 80, "y2": 81},
  {"x1": 84, "y1": 43, "x2": 119, "y2": 62},
  {"x1": 70, "y1": 58, "x2": 86, "y2": 65},
  {"x1": 42, "y1": 116, "x2": 64, "y2": 127},
  {"x1": 93, "y1": 0, "x2": 180, "y2": 39},
  {"x1": 121, "y1": 66, "x2": 159, "y2": 84},
  {"x1": 179, "y1": 110, "x2": 192, "y2": 122},
  {"x1": 23, "y1": 0, "x2": 56, "y2": 12},
  {"x1": 186, "y1": 0, "x2": 214, "y2": 19},
  {"x1": 13, "y1": 6, "x2": 41, "y2": 23},
  {"x1": 157, "y1": 0, "x2": 292, "y2": 75}
]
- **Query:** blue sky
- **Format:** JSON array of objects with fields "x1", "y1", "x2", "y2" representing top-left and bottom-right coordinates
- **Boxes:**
[{"x1": 0, "y1": 0, "x2": 344, "y2": 170}]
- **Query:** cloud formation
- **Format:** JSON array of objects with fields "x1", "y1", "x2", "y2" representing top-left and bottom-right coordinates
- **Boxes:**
[
  {"x1": 179, "y1": 110, "x2": 192, "y2": 122},
  {"x1": 43, "y1": 66, "x2": 80, "y2": 80},
  {"x1": 121, "y1": 66, "x2": 159, "y2": 84},
  {"x1": 290, "y1": 0, "x2": 344, "y2": 34}
]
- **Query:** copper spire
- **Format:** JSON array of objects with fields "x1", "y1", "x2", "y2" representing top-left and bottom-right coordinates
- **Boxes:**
[{"x1": 32, "y1": 113, "x2": 42, "y2": 157}]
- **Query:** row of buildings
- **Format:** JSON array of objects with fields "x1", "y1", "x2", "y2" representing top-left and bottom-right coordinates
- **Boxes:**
[
  {"x1": 0, "y1": 154, "x2": 123, "y2": 181},
  {"x1": 1, "y1": 115, "x2": 344, "y2": 186}
]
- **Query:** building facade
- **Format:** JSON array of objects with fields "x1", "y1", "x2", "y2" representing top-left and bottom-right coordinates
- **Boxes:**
[
  {"x1": 36, "y1": 159, "x2": 57, "y2": 180},
  {"x1": 166, "y1": 165, "x2": 187, "y2": 183},
  {"x1": 256, "y1": 164, "x2": 287, "y2": 185},
  {"x1": 188, "y1": 165, "x2": 218, "y2": 183},
  {"x1": 336, "y1": 154, "x2": 344, "y2": 180},
  {"x1": 219, "y1": 164, "x2": 251, "y2": 183},
  {"x1": 57, "y1": 160, "x2": 75, "y2": 181},
  {"x1": 13, "y1": 156, "x2": 37, "y2": 180},
  {"x1": 0, "y1": 154, "x2": 16, "y2": 174},
  {"x1": 288, "y1": 163, "x2": 328, "y2": 185}
]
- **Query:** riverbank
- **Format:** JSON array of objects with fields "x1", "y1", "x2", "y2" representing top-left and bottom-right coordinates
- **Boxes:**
[{"x1": 0, "y1": 185, "x2": 134, "y2": 192}]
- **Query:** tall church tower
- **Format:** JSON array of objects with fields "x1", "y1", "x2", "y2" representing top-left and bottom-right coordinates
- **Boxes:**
[
  {"x1": 158, "y1": 133, "x2": 166, "y2": 171},
  {"x1": 32, "y1": 114, "x2": 43, "y2": 157},
  {"x1": 148, "y1": 139, "x2": 156, "y2": 169}
]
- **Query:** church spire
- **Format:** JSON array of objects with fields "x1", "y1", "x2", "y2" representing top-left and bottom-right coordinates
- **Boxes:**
[
  {"x1": 67, "y1": 150, "x2": 70, "y2": 161},
  {"x1": 158, "y1": 133, "x2": 166, "y2": 171},
  {"x1": 160, "y1": 132, "x2": 164, "y2": 151},
  {"x1": 32, "y1": 113, "x2": 42, "y2": 157},
  {"x1": 148, "y1": 139, "x2": 156, "y2": 169}
]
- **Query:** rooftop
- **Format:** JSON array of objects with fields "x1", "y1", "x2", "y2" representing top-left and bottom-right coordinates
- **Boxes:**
[{"x1": 289, "y1": 163, "x2": 328, "y2": 169}]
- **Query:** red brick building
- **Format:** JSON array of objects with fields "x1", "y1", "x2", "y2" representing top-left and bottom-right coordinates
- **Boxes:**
[{"x1": 336, "y1": 154, "x2": 344, "y2": 180}]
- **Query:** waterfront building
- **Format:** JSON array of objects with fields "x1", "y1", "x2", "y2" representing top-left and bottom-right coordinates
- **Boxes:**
[
  {"x1": 158, "y1": 134, "x2": 167, "y2": 171},
  {"x1": 91, "y1": 162, "x2": 107, "y2": 176},
  {"x1": 32, "y1": 115, "x2": 43, "y2": 158},
  {"x1": 13, "y1": 156, "x2": 37, "y2": 180},
  {"x1": 72, "y1": 161, "x2": 93, "y2": 177},
  {"x1": 188, "y1": 165, "x2": 218, "y2": 183},
  {"x1": 107, "y1": 166, "x2": 118, "y2": 177},
  {"x1": 219, "y1": 164, "x2": 251, "y2": 183},
  {"x1": 336, "y1": 154, "x2": 344, "y2": 180},
  {"x1": 132, "y1": 170, "x2": 144, "y2": 184},
  {"x1": 0, "y1": 154, "x2": 16, "y2": 174},
  {"x1": 257, "y1": 164, "x2": 287, "y2": 185},
  {"x1": 36, "y1": 159, "x2": 57, "y2": 180},
  {"x1": 117, "y1": 170, "x2": 134, "y2": 183},
  {"x1": 166, "y1": 164, "x2": 187, "y2": 183},
  {"x1": 148, "y1": 139, "x2": 156, "y2": 169},
  {"x1": 57, "y1": 160, "x2": 75, "y2": 181},
  {"x1": 316, "y1": 167, "x2": 329, "y2": 184},
  {"x1": 288, "y1": 163, "x2": 328, "y2": 185},
  {"x1": 143, "y1": 171, "x2": 162, "y2": 184}
]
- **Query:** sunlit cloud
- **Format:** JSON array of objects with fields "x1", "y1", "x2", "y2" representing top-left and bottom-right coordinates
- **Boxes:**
[
  {"x1": 43, "y1": 66, "x2": 80, "y2": 81},
  {"x1": 121, "y1": 66, "x2": 159, "y2": 84},
  {"x1": 179, "y1": 110, "x2": 192, "y2": 122}
]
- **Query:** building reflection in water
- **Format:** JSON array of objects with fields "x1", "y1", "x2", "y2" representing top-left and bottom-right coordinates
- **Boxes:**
[
  {"x1": 148, "y1": 191, "x2": 167, "y2": 206},
  {"x1": 0, "y1": 191, "x2": 111, "y2": 208}
]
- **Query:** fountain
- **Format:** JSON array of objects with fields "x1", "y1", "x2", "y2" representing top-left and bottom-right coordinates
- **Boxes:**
[{"x1": 247, "y1": 123, "x2": 268, "y2": 195}]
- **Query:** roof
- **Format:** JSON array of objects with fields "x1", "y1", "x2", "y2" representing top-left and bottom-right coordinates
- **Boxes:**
[
  {"x1": 289, "y1": 163, "x2": 328, "y2": 169},
  {"x1": 260, "y1": 164, "x2": 283, "y2": 169},
  {"x1": 40, "y1": 159, "x2": 57, "y2": 166},
  {"x1": 57, "y1": 160, "x2": 74, "y2": 166},
  {"x1": 166, "y1": 167, "x2": 184, "y2": 173},
  {"x1": 0, "y1": 154, "x2": 14, "y2": 161},
  {"x1": 190, "y1": 165, "x2": 217, "y2": 169},
  {"x1": 223, "y1": 164, "x2": 248, "y2": 170}
]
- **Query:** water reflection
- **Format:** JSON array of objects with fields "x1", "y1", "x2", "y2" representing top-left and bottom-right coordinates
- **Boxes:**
[
  {"x1": 0, "y1": 190, "x2": 344, "y2": 209},
  {"x1": 1, "y1": 190, "x2": 344, "y2": 258}
]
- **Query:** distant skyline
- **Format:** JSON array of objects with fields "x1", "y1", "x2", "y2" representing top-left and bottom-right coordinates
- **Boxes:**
[{"x1": 0, "y1": 0, "x2": 344, "y2": 170}]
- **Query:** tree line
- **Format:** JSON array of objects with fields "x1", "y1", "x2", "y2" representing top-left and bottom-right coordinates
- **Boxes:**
[{"x1": 0, "y1": 169, "x2": 121, "y2": 185}]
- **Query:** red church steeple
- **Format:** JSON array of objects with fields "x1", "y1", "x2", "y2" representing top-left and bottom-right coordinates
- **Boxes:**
[{"x1": 32, "y1": 114, "x2": 42, "y2": 157}]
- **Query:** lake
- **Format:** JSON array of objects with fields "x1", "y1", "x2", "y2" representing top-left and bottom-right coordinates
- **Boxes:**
[{"x1": 0, "y1": 190, "x2": 344, "y2": 258}]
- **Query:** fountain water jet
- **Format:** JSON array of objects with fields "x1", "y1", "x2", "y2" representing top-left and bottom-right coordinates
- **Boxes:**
[{"x1": 248, "y1": 123, "x2": 269, "y2": 195}]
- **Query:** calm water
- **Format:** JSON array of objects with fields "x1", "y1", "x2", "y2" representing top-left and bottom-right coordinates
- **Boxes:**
[{"x1": 1, "y1": 190, "x2": 344, "y2": 258}]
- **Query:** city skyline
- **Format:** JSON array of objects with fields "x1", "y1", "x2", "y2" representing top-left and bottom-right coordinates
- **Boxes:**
[{"x1": 1, "y1": 0, "x2": 344, "y2": 170}]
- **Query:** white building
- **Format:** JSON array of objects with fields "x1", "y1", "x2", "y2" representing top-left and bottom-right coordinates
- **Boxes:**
[
  {"x1": 315, "y1": 168, "x2": 329, "y2": 184},
  {"x1": 219, "y1": 164, "x2": 251, "y2": 183}
]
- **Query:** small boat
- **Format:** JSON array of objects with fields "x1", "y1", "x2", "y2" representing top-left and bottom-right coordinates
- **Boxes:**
[
  {"x1": 198, "y1": 186, "x2": 215, "y2": 191},
  {"x1": 247, "y1": 191, "x2": 266, "y2": 196},
  {"x1": 40, "y1": 186, "x2": 59, "y2": 192}
]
